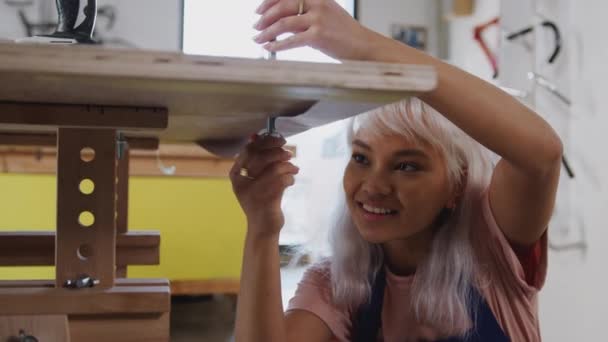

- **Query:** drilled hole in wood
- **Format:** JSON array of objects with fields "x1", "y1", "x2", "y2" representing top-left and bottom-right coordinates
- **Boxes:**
[
  {"x1": 79, "y1": 179, "x2": 95, "y2": 195},
  {"x1": 77, "y1": 244, "x2": 93, "y2": 261},
  {"x1": 80, "y1": 147, "x2": 95, "y2": 162},
  {"x1": 78, "y1": 211, "x2": 95, "y2": 227}
]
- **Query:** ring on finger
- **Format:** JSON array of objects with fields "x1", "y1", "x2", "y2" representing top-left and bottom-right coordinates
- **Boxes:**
[{"x1": 239, "y1": 167, "x2": 255, "y2": 180}]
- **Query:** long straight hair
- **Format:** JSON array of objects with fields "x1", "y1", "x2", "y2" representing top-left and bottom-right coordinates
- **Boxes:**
[{"x1": 329, "y1": 97, "x2": 495, "y2": 336}]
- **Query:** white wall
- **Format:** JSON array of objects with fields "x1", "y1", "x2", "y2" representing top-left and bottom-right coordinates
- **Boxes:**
[
  {"x1": 451, "y1": 1, "x2": 608, "y2": 341},
  {"x1": 358, "y1": 0, "x2": 441, "y2": 57},
  {"x1": 445, "y1": 0, "x2": 501, "y2": 79},
  {"x1": 533, "y1": 1, "x2": 608, "y2": 341},
  {"x1": 0, "y1": 2, "x2": 43, "y2": 39},
  {"x1": 97, "y1": 0, "x2": 181, "y2": 50}
]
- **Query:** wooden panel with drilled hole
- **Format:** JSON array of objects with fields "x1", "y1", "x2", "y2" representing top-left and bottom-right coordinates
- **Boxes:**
[
  {"x1": 0, "y1": 143, "x2": 296, "y2": 177},
  {"x1": 56, "y1": 128, "x2": 117, "y2": 289},
  {"x1": 0, "y1": 231, "x2": 160, "y2": 267}
]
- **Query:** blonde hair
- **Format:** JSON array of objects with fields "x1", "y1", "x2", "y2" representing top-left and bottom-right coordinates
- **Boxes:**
[{"x1": 329, "y1": 97, "x2": 495, "y2": 336}]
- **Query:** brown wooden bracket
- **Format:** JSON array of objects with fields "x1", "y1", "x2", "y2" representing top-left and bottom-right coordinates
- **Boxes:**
[
  {"x1": 0, "y1": 133, "x2": 159, "y2": 150},
  {"x1": 0, "y1": 231, "x2": 160, "y2": 267},
  {"x1": 56, "y1": 128, "x2": 118, "y2": 289},
  {"x1": 0, "y1": 144, "x2": 238, "y2": 177},
  {"x1": 0, "y1": 279, "x2": 170, "y2": 315},
  {"x1": 0, "y1": 102, "x2": 168, "y2": 130}
]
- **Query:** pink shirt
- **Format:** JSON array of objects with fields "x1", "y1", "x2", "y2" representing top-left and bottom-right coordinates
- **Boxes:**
[{"x1": 287, "y1": 189, "x2": 548, "y2": 341}]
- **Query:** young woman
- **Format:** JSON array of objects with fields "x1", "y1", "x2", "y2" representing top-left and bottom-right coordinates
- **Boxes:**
[{"x1": 230, "y1": 0, "x2": 562, "y2": 340}]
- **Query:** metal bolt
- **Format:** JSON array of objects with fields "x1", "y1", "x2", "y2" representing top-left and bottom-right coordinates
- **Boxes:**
[
  {"x1": 64, "y1": 274, "x2": 100, "y2": 289},
  {"x1": 266, "y1": 116, "x2": 276, "y2": 135},
  {"x1": 117, "y1": 132, "x2": 127, "y2": 160},
  {"x1": 7, "y1": 330, "x2": 38, "y2": 342}
]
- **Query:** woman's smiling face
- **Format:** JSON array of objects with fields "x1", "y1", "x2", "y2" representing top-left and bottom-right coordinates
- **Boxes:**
[{"x1": 343, "y1": 130, "x2": 454, "y2": 244}]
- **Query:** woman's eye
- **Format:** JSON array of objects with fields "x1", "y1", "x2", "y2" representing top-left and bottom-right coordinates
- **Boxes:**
[
  {"x1": 352, "y1": 153, "x2": 368, "y2": 164},
  {"x1": 396, "y1": 162, "x2": 418, "y2": 172}
]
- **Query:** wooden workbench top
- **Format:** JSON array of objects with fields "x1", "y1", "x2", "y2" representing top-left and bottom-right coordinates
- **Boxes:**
[{"x1": 0, "y1": 42, "x2": 436, "y2": 155}]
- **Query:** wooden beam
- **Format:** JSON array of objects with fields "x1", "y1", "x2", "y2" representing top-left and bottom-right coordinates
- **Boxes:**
[
  {"x1": 0, "y1": 282, "x2": 170, "y2": 315},
  {"x1": 171, "y1": 279, "x2": 240, "y2": 296},
  {"x1": 0, "y1": 133, "x2": 159, "y2": 150},
  {"x1": 0, "y1": 278, "x2": 170, "y2": 289},
  {"x1": 0, "y1": 42, "x2": 436, "y2": 146},
  {"x1": 0, "y1": 143, "x2": 268, "y2": 178},
  {"x1": 0, "y1": 279, "x2": 170, "y2": 340},
  {"x1": 0, "y1": 102, "x2": 168, "y2": 130},
  {"x1": 0, "y1": 231, "x2": 160, "y2": 267},
  {"x1": 69, "y1": 312, "x2": 169, "y2": 342}
]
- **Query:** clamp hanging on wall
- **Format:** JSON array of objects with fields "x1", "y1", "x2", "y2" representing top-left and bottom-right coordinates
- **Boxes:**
[
  {"x1": 506, "y1": 20, "x2": 562, "y2": 64},
  {"x1": 474, "y1": 18, "x2": 562, "y2": 79},
  {"x1": 474, "y1": 17, "x2": 573, "y2": 178},
  {"x1": 474, "y1": 17, "x2": 500, "y2": 78}
]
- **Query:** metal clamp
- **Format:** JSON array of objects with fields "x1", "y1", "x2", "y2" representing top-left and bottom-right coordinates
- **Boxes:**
[
  {"x1": 8, "y1": 330, "x2": 38, "y2": 342},
  {"x1": 117, "y1": 132, "x2": 128, "y2": 160},
  {"x1": 64, "y1": 274, "x2": 100, "y2": 289},
  {"x1": 263, "y1": 40, "x2": 282, "y2": 139}
]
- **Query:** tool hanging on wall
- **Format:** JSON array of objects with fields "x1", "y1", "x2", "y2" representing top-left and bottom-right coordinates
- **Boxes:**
[
  {"x1": 500, "y1": 75, "x2": 575, "y2": 178},
  {"x1": 474, "y1": 17, "x2": 561, "y2": 79},
  {"x1": 473, "y1": 17, "x2": 574, "y2": 179},
  {"x1": 528, "y1": 72, "x2": 571, "y2": 106},
  {"x1": 527, "y1": 72, "x2": 574, "y2": 178},
  {"x1": 5, "y1": 0, "x2": 55, "y2": 37},
  {"x1": 506, "y1": 21, "x2": 561, "y2": 64},
  {"x1": 473, "y1": 17, "x2": 500, "y2": 78},
  {"x1": 15, "y1": 0, "x2": 97, "y2": 44}
]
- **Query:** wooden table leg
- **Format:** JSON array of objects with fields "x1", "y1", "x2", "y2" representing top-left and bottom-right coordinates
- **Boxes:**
[
  {"x1": 0, "y1": 103, "x2": 171, "y2": 341},
  {"x1": 56, "y1": 128, "x2": 117, "y2": 289}
]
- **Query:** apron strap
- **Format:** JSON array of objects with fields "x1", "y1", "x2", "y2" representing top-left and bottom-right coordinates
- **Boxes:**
[
  {"x1": 437, "y1": 286, "x2": 510, "y2": 342},
  {"x1": 352, "y1": 267, "x2": 386, "y2": 342},
  {"x1": 352, "y1": 269, "x2": 510, "y2": 342}
]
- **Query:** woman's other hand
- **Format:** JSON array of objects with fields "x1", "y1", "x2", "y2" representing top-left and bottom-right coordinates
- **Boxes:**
[
  {"x1": 253, "y1": 0, "x2": 381, "y2": 60},
  {"x1": 230, "y1": 134, "x2": 299, "y2": 239}
]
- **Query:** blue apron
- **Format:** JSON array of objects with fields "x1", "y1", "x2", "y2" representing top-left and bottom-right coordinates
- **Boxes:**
[{"x1": 353, "y1": 268, "x2": 510, "y2": 342}]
